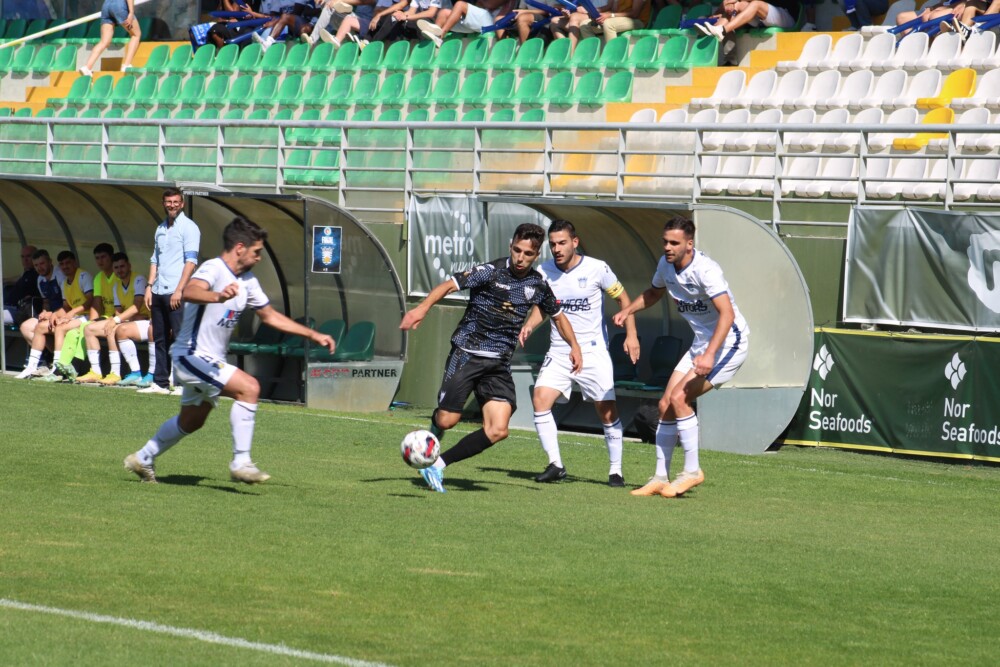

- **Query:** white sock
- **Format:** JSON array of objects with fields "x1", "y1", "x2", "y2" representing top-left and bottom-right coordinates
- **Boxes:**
[
  {"x1": 147, "y1": 343, "x2": 157, "y2": 375},
  {"x1": 533, "y1": 410, "x2": 562, "y2": 468},
  {"x1": 25, "y1": 349, "x2": 42, "y2": 372},
  {"x1": 432, "y1": 457, "x2": 446, "y2": 470},
  {"x1": 87, "y1": 349, "x2": 100, "y2": 370},
  {"x1": 603, "y1": 419, "x2": 623, "y2": 475},
  {"x1": 138, "y1": 416, "x2": 187, "y2": 464},
  {"x1": 230, "y1": 400, "x2": 258, "y2": 467},
  {"x1": 678, "y1": 414, "x2": 700, "y2": 473},
  {"x1": 53, "y1": 348, "x2": 61, "y2": 360},
  {"x1": 109, "y1": 351, "x2": 121, "y2": 376},
  {"x1": 654, "y1": 420, "x2": 677, "y2": 478},
  {"x1": 119, "y1": 339, "x2": 140, "y2": 373}
]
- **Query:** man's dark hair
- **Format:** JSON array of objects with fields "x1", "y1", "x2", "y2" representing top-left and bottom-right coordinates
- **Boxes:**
[
  {"x1": 223, "y1": 216, "x2": 268, "y2": 251},
  {"x1": 94, "y1": 242, "x2": 114, "y2": 257},
  {"x1": 32, "y1": 249, "x2": 50, "y2": 261},
  {"x1": 664, "y1": 216, "x2": 695, "y2": 238},
  {"x1": 547, "y1": 219, "x2": 577, "y2": 238},
  {"x1": 57, "y1": 250, "x2": 76, "y2": 262},
  {"x1": 163, "y1": 187, "x2": 183, "y2": 200},
  {"x1": 112, "y1": 252, "x2": 130, "y2": 264},
  {"x1": 511, "y1": 223, "x2": 546, "y2": 250}
]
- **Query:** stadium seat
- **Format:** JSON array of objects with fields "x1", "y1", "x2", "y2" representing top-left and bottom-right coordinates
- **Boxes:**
[
  {"x1": 247, "y1": 74, "x2": 279, "y2": 110},
  {"x1": 689, "y1": 69, "x2": 746, "y2": 109},
  {"x1": 911, "y1": 32, "x2": 961, "y2": 71},
  {"x1": 842, "y1": 32, "x2": 894, "y2": 73},
  {"x1": 448, "y1": 36, "x2": 489, "y2": 71},
  {"x1": 892, "y1": 106, "x2": 955, "y2": 151},
  {"x1": 55, "y1": 74, "x2": 92, "y2": 109},
  {"x1": 954, "y1": 155, "x2": 1000, "y2": 201},
  {"x1": 601, "y1": 70, "x2": 632, "y2": 103},
  {"x1": 346, "y1": 71, "x2": 380, "y2": 107},
  {"x1": 355, "y1": 40, "x2": 385, "y2": 71},
  {"x1": 472, "y1": 36, "x2": 516, "y2": 71},
  {"x1": 290, "y1": 41, "x2": 336, "y2": 74},
  {"x1": 186, "y1": 43, "x2": 217, "y2": 74},
  {"x1": 427, "y1": 38, "x2": 464, "y2": 71},
  {"x1": 596, "y1": 36, "x2": 630, "y2": 71},
  {"x1": 702, "y1": 151, "x2": 752, "y2": 195},
  {"x1": 403, "y1": 39, "x2": 435, "y2": 71},
  {"x1": 633, "y1": 4, "x2": 681, "y2": 34},
  {"x1": 11, "y1": 43, "x2": 54, "y2": 75},
  {"x1": 681, "y1": 35, "x2": 718, "y2": 68},
  {"x1": 229, "y1": 323, "x2": 284, "y2": 356},
  {"x1": 2, "y1": 19, "x2": 26, "y2": 40},
  {"x1": 509, "y1": 70, "x2": 544, "y2": 107},
  {"x1": 795, "y1": 108, "x2": 849, "y2": 152},
  {"x1": 776, "y1": 33, "x2": 831, "y2": 72},
  {"x1": 162, "y1": 73, "x2": 206, "y2": 110},
  {"x1": 778, "y1": 108, "x2": 816, "y2": 153},
  {"x1": 0, "y1": 47, "x2": 14, "y2": 72},
  {"x1": 625, "y1": 35, "x2": 659, "y2": 71},
  {"x1": 703, "y1": 107, "x2": 749, "y2": 153},
  {"x1": 211, "y1": 43, "x2": 240, "y2": 74},
  {"x1": 426, "y1": 71, "x2": 461, "y2": 107},
  {"x1": 331, "y1": 321, "x2": 375, "y2": 361},
  {"x1": 916, "y1": 68, "x2": 975, "y2": 109},
  {"x1": 784, "y1": 69, "x2": 839, "y2": 111},
  {"x1": 4, "y1": 46, "x2": 34, "y2": 75},
  {"x1": 200, "y1": 74, "x2": 233, "y2": 109},
  {"x1": 91, "y1": 73, "x2": 136, "y2": 109},
  {"x1": 825, "y1": 106, "x2": 882, "y2": 152},
  {"x1": 887, "y1": 68, "x2": 941, "y2": 111},
  {"x1": 531, "y1": 37, "x2": 571, "y2": 72},
  {"x1": 453, "y1": 71, "x2": 488, "y2": 108},
  {"x1": 322, "y1": 74, "x2": 355, "y2": 111},
  {"x1": 823, "y1": 69, "x2": 873, "y2": 111},
  {"x1": 569, "y1": 70, "x2": 604, "y2": 105},
  {"x1": 868, "y1": 106, "x2": 919, "y2": 152},
  {"x1": 795, "y1": 154, "x2": 857, "y2": 199},
  {"x1": 540, "y1": 70, "x2": 574, "y2": 106},
  {"x1": 259, "y1": 42, "x2": 290, "y2": 74},
  {"x1": 730, "y1": 154, "x2": 777, "y2": 196},
  {"x1": 640, "y1": 336, "x2": 683, "y2": 390},
  {"x1": 234, "y1": 42, "x2": 262, "y2": 74},
  {"x1": 609, "y1": 333, "x2": 643, "y2": 389},
  {"x1": 280, "y1": 43, "x2": 311, "y2": 73},
  {"x1": 570, "y1": 37, "x2": 602, "y2": 72},
  {"x1": 726, "y1": 107, "x2": 781, "y2": 151},
  {"x1": 951, "y1": 67, "x2": 1000, "y2": 111},
  {"x1": 902, "y1": 156, "x2": 947, "y2": 200},
  {"x1": 399, "y1": 71, "x2": 433, "y2": 108},
  {"x1": 810, "y1": 32, "x2": 862, "y2": 72},
  {"x1": 282, "y1": 318, "x2": 346, "y2": 357},
  {"x1": 867, "y1": 155, "x2": 926, "y2": 199},
  {"x1": 48, "y1": 44, "x2": 78, "y2": 73},
  {"x1": 380, "y1": 40, "x2": 411, "y2": 73},
  {"x1": 267, "y1": 73, "x2": 304, "y2": 109},
  {"x1": 503, "y1": 37, "x2": 544, "y2": 72},
  {"x1": 942, "y1": 30, "x2": 995, "y2": 71},
  {"x1": 483, "y1": 70, "x2": 516, "y2": 107},
  {"x1": 873, "y1": 31, "x2": 927, "y2": 73},
  {"x1": 371, "y1": 72, "x2": 406, "y2": 108},
  {"x1": 718, "y1": 69, "x2": 776, "y2": 110}
]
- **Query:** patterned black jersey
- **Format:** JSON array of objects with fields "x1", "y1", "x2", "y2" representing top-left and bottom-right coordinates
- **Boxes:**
[{"x1": 451, "y1": 257, "x2": 562, "y2": 361}]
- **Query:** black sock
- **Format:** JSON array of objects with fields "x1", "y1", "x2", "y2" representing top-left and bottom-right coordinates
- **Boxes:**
[{"x1": 440, "y1": 428, "x2": 494, "y2": 466}]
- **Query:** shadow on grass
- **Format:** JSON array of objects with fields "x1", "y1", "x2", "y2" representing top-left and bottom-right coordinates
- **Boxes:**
[
  {"x1": 156, "y1": 474, "x2": 259, "y2": 495},
  {"x1": 477, "y1": 466, "x2": 628, "y2": 489}
]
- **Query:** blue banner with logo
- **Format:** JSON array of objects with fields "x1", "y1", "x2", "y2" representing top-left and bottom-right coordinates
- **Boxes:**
[
  {"x1": 312, "y1": 225, "x2": 341, "y2": 274},
  {"x1": 781, "y1": 329, "x2": 1000, "y2": 462}
]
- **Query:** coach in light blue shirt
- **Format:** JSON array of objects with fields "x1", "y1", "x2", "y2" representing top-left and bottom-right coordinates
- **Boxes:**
[{"x1": 142, "y1": 188, "x2": 201, "y2": 393}]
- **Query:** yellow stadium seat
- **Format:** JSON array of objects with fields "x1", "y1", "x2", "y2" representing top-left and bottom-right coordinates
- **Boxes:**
[{"x1": 892, "y1": 107, "x2": 955, "y2": 151}]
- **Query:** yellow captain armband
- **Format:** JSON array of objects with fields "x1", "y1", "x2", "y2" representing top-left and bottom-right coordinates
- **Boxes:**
[{"x1": 605, "y1": 282, "x2": 625, "y2": 299}]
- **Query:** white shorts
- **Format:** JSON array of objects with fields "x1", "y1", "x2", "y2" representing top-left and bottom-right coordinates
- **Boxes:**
[
  {"x1": 535, "y1": 347, "x2": 615, "y2": 403},
  {"x1": 454, "y1": 4, "x2": 493, "y2": 32},
  {"x1": 132, "y1": 319, "x2": 151, "y2": 342},
  {"x1": 675, "y1": 327, "x2": 749, "y2": 387},
  {"x1": 757, "y1": 4, "x2": 794, "y2": 28},
  {"x1": 173, "y1": 353, "x2": 238, "y2": 408}
]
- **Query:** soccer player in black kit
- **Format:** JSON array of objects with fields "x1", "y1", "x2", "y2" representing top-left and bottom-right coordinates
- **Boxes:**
[{"x1": 400, "y1": 223, "x2": 583, "y2": 493}]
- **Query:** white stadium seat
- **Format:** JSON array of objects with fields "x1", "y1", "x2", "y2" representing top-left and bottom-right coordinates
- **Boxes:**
[
  {"x1": 794, "y1": 156, "x2": 857, "y2": 198},
  {"x1": 812, "y1": 32, "x2": 863, "y2": 72},
  {"x1": 689, "y1": 70, "x2": 746, "y2": 110},
  {"x1": 701, "y1": 154, "x2": 753, "y2": 195},
  {"x1": 732, "y1": 155, "x2": 777, "y2": 196},
  {"x1": 910, "y1": 32, "x2": 962, "y2": 71},
  {"x1": 783, "y1": 108, "x2": 817, "y2": 152},
  {"x1": 868, "y1": 107, "x2": 920, "y2": 152},
  {"x1": 720, "y1": 70, "x2": 777, "y2": 110},
  {"x1": 628, "y1": 108, "x2": 658, "y2": 123},
  {"x1": 967, "y1": 30, "x2": 1000, "y2": 70},
  {"x1": 789, "y1": 108, "x2": 849, "y2": 152},
  {"x1": 867, "y1": 156, "x2": 927, "y2": 199},
  {"x1": 826, "y1": 107, "x2": 883, "y2": 152},
  {"x1": 875, "y1": 31, "x2": 928, "y2": 73},
  {"x1": 762, "y1": 69, "x2": 808, "y2": 110},
  {"x1": 823, "y1": 69, "x2": 874, "y2": 111},
  {"x1": 727, "y1": 108, "x2": 782, "y2": 151},
  {"x1": 776, "y1": 34, "x2": 832, "y2": 72},
  {"x1": 885, "y1": 69, "x2": 941, "y2": 111},
  {"x1": 903, "y1": 157, "x2": 946, "y2": 199},
  {"x1": 843, "y1": 33, "x2": 895, "y2": 73},
  {"x1": 856, "y1": 69, "x2": 906, "y2": 110},
  {"x1": 659, "y1": 108, "x2": 687, "y2": 123},
  {"x1": 705, "y1": 108, "x2": 751, "y2": 151},
  {"x1": 927, "y1": 107, "x2": 989, "y2": 152},
  {"x1": 784, "y1": 69, "x2": 840, "y2": 111},
  {"x1": 781, "y1": 155, "x2": 821, "y2": 196},
  {"x1": 950, "y1": 68, "x2": 1000, "y2": 111},
  {"x1": 954, "y1": 158, "x2": 1000, "y2": 201},
  {"x1": 944, "y1": 30, "x2": 995, "y2": 71}
]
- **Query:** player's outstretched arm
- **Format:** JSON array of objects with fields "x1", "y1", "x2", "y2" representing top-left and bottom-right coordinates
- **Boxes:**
[
  {"x1": 258, "y1": 305, "x2": 336, "y2": 352},
  {"x1": 693, "y1": 293, "x2": 735, "y2": 376},
  {"x1": 551, "y1": 312, "x2": 583, "y2": 373},
  {"x1": 400, "y1": 279, "x2": 458, "y2": 331},
  {"x1": 612, "y1": 285, "x2": 664, "y2": 328},
  {"x1": 518, "y1": 305, "x2": 545, "y2": 348}
]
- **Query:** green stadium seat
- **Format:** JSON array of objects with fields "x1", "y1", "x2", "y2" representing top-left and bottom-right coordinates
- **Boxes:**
[
  {"x1": 223, "y1": 108, "x2": 245, "y2": 120},
  {"x1": 625, "y1": 35, "x2": 659, "y2": 70},
  {"x1": 640, "y1": 335, "x2": 683, "y2": 390},
  {"x1": 229, "y1": 323, "x2": 284, "y2": 355},
  {"x1": 186, "y1": 43, "x2": 217, "y2": 74},
  {"x1": 164, "y1": 43, "x2": 193, "y2": 73},
  {"x1": 164, "y1": 73, "x2": 206, "y2": 109},
  {"x1": 609, "y1": 332, "x2": 644, "y2": 389},
  {"x1": 55, "y1": 75, "x2": 92, "y2": 109},
  {"x1": 281, "y1": 42, "x2": 310, "y2": 72},
  {"x1": 356, "y1": 40, "x2": 384, "y2": 71},
  {"x1": 211, "y1": 43, "x2": 240, "y2": 74},
  {"x1": 286, "y1": 108, "x2": 322, "y2": 144},
  {"x1": 331, "y1": 41, "x2": 360, "y2": 72},
  {"x1": 569, "y1": 69, "x2": 603, "y2": 106},
  {"x1": 283, "y1": 147, "x2": 313, "y2": 185},
  {"x1": 6, "y1": 46, "x2": 34, "y2": 74},
  {"x1": 372, "y1": 71, "x2": 406, "y2": 108},
  {"x1": 470, "y1": 36, "x2": 516, "y2": 71},
  {"x1": 78, "y1": 74, "x2": 115, "y2": 108},
  {"x1": 540, "y1": 70, "x2": 573, "y2": 106},
  {"x1": 570, "y1": 37, "x2": 602, "y2": 72},
  {"x1": 683, "y1": 35, "x2": 719, "y2": 68},
  {"x1": 92, "y1": 73, "x2": 136, "y2": 109},
  {"x1": 505, "y1": 37, "x2": 544, "y2": 72},
  {"x1": 331, "y1": 321, "x2": 375, "y2": 361},
  {"x1": 296, "y1": 73, "x2": 330, "y2": 110},
  {"x1": 13, "y1": 43, "x2": 55, "y2": 75},
  {"x1": 248, "y1": 74, "x2": 279, "y2": 109},
  {"x1": 52, "y1": 108, "x2": 102, "y2": 179},
  {"x1": 258, "y1": 41, "x2": 287, "y2": 74},
  {"x1": 310, "y1": 108, "x2": 348, "y2": 146},
  {"x1": 399, "y1": 71, "x2": 433, "y2": 108},
  {"x1": 49, "y1": 44, "x2": 78, "y2": 72},
  {"x1": 201, "y1": 74, "x2": 232, "y2": 108},
  {"x1": 3, "y1": 19, "x2": 27, "y2": 40},
  {"x1": 0, "y1": 47, "x2": 14, "y2": 72},
  {"x1": 130, "y1": 74, "x2": 158, "y2": 104},
  {"x1": 253, "y1": 317, "x2": 314, "y2": 355},
  {"x1": 602, "y1": 70, "x2": 633, "y2": 102},
  {"x1": 134, "y1": 43, "x2": 170, "y2": 74},
  {"x1": 404, "y1": 40, "x2": 436, "y2": 71},
  {"x1": 482, "y1": 70, "x2": 515, "y2": 108},
  {"x1": 306, "y1": 147, "x2": 340, "y2": 185},
  {"x1": 141, "y1": 73, "x2": 182, "y2": 110},
  {"x1": 346, "y1": 72, "x2": 380, "y2": 107},
  {"x1": 425, "y1": 70, "x2": 460, "y2": 107},
  {"x1": 224, "y1": 74, "x2": 255, "y2": 110},
  {"x1": 596, "y1": 36, "x2": 630, "y2": 71},
  {"x1": 444, "y1": 36, "x2": 489, "y2": 71},
  {"x1": 323, "y1": 73, "x2": 355, "y2": 110},
  {"x1": 234, "y1": 42, "x2": 262, "y2": 74},
  {"x1": 265, "y1": 73, "x2": 304, "y2": 110},
  {"x1": 454, "y1": 71, "x2": 488, "y2": 108},
  {"x1": 406, "y1": 108, "x2": 429, "y2": 121},
  {"x1": 424, "y1": 38, "x2": 463, "y2": 72},
  {"x1": 282, "y1": 319, "x2": 346, "y2": 357},
  {"x1": 290, "y1": 41, "x2": 335, "y2": 74},
  {"x1": 656, "y1": 35, "x2": 690, "y2": 70},
  {"x1": 461, "y1": 108, "x2": 485, "y2": 121},
  {"x1": 531, "y1": 37, "x2": 571, "y2": 72},
  {"x1": 23, "y1": 18, "x2": 45, "y2": 38},
  {"x1": 510, "y1": 70, "x2": 544, "y2": 107},
  {"x1": 55, "y1": 21, "x2": 88, "y2": 43},
  {"x1": 630, "y1": 4, "x2": 681, "y2": 35},
  {"x1": 380, "y1": 40, "x2": 410, "y2": 73}
]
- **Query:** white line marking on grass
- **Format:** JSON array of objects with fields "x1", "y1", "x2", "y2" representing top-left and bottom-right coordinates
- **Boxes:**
[{"x1": 0, "y1": 599, "x2": 396, "y2": 667}]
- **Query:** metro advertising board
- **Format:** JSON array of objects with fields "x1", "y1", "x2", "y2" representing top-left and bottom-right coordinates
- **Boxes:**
[{"x1": 781, "y1": 329, "x2": 1000, "y2": 462}]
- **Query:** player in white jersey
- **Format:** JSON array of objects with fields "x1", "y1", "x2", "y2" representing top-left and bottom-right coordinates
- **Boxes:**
[
  {"x1": 519, "y1": 220, "x2": 640, "y2": 487},
  {"x1": 124, "y1": 217, "x2": 336, "y2": 485},
  {"x1": 613, "y1": 216, "x2": 749, "y2": 498}
]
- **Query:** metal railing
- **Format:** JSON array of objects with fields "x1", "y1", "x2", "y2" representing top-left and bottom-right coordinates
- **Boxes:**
[{"x1": 1, "y1": 117, "x2": 996, "y2": 225}]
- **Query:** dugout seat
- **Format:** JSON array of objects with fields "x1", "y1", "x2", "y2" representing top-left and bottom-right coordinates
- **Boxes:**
[
  {"x1": 332, "y1": 321, "x2": 376, "y2": 361},
  {"x1": 640, "y1": 336, "x2": 684, "y2": 391},
  {"x1": 610, "y1": 333, "x2": 644, "y2": 390}
]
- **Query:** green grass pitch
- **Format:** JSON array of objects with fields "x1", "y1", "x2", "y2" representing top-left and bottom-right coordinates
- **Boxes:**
[{"x1": 1, "y1": 377, "x2": 999, "y2": 665}]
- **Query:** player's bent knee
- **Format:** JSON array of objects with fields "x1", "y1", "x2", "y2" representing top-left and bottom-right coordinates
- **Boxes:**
[
  {"x1": 486, "y1": 424, "x2": 509, "y2": 442},
  {"x1": 434, "y1": 410, "x2": 461, "y2": 429}
]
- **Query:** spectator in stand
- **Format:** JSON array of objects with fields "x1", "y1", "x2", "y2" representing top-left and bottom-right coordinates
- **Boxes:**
[
  {"x1": 79, "y1": 0, "x2": 142, "y2": 76},
  {"x1": 308, "y1": 0, "x2": 378, "y2": 47},
  {"x1": 939, "y1": 0, "x2": 989, "y2": 40},
  {"x1": 207, "y1": 0, "x2": 272, "y2": 48},
  {"x1": 579, "y1": 0, "x2": 651, "y2": 43},
  {"x1": 698, "y1": 0, "x2": 800, "y2": 41},
  {"x1": 554, "y1": 0, "x2": 613, "y2": 51},
  {"x1": 368, "y1": 0, "x2": 442, "y2": 43},
  {"x1": 3, "y1": 245, "x2": 39, "y2": 326},
  {"x1": 416, "y1": 0, "x2": 517, "y2": 46},
  {"x1": 896, "y1": 0, "x2": 966, "y2": 34},
  {"x1": 253, "y1": 0, "x2": 324, "y2": 51},
  {"x1": 511, "y1": 0, "x2": 573, "y2": 44},
  {"x1": 839, "y1": 0, "x2": 888, "y2": 30}
]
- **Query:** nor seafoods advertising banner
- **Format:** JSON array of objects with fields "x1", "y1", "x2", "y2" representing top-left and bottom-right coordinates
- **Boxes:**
[{"x1": 781, "y1": 329, "x2": 1000, "y2": 462}]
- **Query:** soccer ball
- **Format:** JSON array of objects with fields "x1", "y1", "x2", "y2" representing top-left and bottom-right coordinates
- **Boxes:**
[{"x1": 401, "y1": 429, "x2": 440, "y2": 469}]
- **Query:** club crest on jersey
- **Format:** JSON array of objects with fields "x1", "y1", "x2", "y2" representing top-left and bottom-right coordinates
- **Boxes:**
[
  {"x1": 578, "y1": 277, "x2": 587, "y2": 288},
  {"x1": 216, "y1": 309, "x2": 240, "y2": 328},
  {"x1": 524, "y1": 286, "x2": 536, "y2": 300}
]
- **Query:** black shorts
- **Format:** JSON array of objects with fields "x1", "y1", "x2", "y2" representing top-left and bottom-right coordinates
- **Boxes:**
[{"x1": 437, "y1": 347, "x2": 517, "y2": 413}]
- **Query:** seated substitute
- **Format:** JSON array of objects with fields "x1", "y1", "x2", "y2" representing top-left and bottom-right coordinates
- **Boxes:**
[
  {"x1": 45, "y1": 251, "x2": 95, "y2": 382},
  {"x1": 76, "y1": 243, "x2": 119, "y2": 383},
  {"x1": 104, "y1": 253, "x2": 157, "y2": 386},
  {"x1": 3, "y1": 245, "x2": 39, "y2": 327},
  {"x1": 15, "y1": 249, "x2": 64, "y2": 379},
  {"x1": 124, "y1": 217, "x2": 336, "y2": 485}
]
